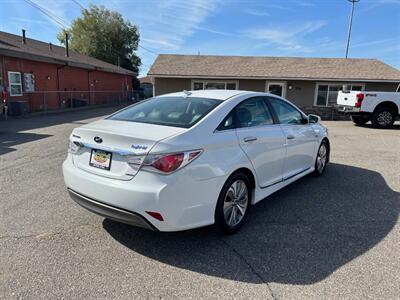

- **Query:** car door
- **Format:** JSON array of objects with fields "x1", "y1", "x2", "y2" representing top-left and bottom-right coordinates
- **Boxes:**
[
  {"x1": 234, "y1": 97, "x2": 286, "y2": 188},
  {"x1": 267, "y1": 97, "x2": 317, "y2": 180}
]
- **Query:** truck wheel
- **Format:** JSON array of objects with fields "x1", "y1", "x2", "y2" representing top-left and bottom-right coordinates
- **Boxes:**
[
  {"x1": 351, "y1": 115, "x2": 369, "y2": 126},
  {"x1": 371, "y1": 107, "x2": 395, "y2": 129}
]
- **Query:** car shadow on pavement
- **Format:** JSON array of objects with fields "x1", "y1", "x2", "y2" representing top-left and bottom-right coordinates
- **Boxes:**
[
  {"x1": 0, "y1": 132, "x2": 52, "y2": 155},
  {"x1": 103, "y1": 163, "x2": 399, "y2": 284},
  {"x1": 0, "y1": 106, "x2": 124, "y2": 156},
  {"x1": 0, "y1": 106, "x2": 122, "y2": 132}
]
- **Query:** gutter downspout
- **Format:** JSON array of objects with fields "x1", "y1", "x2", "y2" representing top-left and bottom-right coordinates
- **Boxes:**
[
  {"x1": 57, "y1": 64, "x2": 67, "y2": 108},
  {"x1": 87, "y1": 69, "x2": 96, "y2": 105}
]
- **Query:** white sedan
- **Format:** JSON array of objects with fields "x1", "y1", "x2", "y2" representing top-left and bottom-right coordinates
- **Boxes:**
[{"x1": 63, "y1": 90, "x2": 329, "y2": 233}]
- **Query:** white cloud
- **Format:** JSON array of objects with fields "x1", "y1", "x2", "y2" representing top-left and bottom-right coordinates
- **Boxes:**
[
  {"x1": 245, "y1": 9, "x2": 270, "y2": 17},
  {"x1": 113, "y1": 0, "x2": 219, "y2": 50},
  {"x1": 243, "y1": 20, "x2": 328, "y2": 53},
  {"x1": 193, "y1": 25, "x2": 234, "y2": 37},
  {"x1": 30, "y1": 0, "x2": 71, "y2": 28},
  {"x1": 358, "y1": 0, "x2": 400, "y2": 14},
  {"x1": 104, "y1": 0, "x2": 221, "y2": 74}
]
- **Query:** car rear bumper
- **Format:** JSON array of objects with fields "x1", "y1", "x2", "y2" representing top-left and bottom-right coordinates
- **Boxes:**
[
  {"x1": 63, "y1": 155, "x2": 224, "y2": 231},
  {"x1": 67, "y1": 188, "x2": 156, "y2": 230},
  {"x1": 336, "y1": 105, "x2": 361, "y2": 113}
]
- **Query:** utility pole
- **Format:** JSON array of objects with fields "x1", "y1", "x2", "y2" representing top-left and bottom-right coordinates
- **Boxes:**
[{"x1": 345, "y1": 0, "x2": 360, "y2": 58}]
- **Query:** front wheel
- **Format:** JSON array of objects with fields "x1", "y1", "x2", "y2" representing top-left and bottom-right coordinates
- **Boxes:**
[
  {"x1": 313, "y1": 140, "x2": 329, "y2": 176},
  {"x1": 215, "y1": 172, "x2": 251, "y2": 234},
  {"x1": 351, "y1": 115, "x2": 369, "y2": 126}
]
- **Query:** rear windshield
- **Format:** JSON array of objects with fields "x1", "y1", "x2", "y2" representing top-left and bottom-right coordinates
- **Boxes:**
[{"x1": 108, "y1": 96, "x2": 222, "y2": 128}]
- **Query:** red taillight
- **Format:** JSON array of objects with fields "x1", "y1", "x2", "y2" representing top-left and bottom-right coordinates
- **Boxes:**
[
  {"x1": 128, "y1": 149, "x2": 203, "y2": 174},
  {"x1": 151, "y1": 153, "x2": 184, "y2": 173},
  {"x1": 146, "y1": 211, "x2": 164, "y2": 221},
  {"x1": 355, "y1": 93, "x2": 364, "y2": 107}
]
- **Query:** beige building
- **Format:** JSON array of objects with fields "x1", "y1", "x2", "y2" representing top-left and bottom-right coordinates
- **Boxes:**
[{"x1": 148, "y1": 54, "x2": 400, "y2": 119}]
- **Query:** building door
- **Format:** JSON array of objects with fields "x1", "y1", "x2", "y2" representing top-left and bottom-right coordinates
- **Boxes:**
[{"x1": 267, "y1": 82, "x2": 286, "y2": 98}]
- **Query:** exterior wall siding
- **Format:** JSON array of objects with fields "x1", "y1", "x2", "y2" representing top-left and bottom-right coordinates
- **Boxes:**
[
  {"x1": 154, "y1": 77, "x2": 191, "y2": 95},
  {"x1": 238, "y1": 79, "x2": 265, "y2": 92},
  {"x1": 154, "y1": 77, "x2": 316, "y2": 107},
  {"x1": 365, "y1": 82, "x2": 398, "y2": 92},
  {"x1": 153, "y1": 77, "x2": 398, "y2": 120},
  {"x1": 1, "y1": 55, "x2": 132, "y2": 112},
  {"x1": 284, "y1": 80, "x2": 316, "y2": 107}
]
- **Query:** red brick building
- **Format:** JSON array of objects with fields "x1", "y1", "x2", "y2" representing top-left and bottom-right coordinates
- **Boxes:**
[{"x1": 0, "y1": 30, "x2": 136, "y2": 114}]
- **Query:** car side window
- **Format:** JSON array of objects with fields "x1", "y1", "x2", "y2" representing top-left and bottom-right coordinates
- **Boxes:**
[
  {"x1": 268, "y1": 98, "x2": 304, "y2": 125},
  {"x1": 216, "y1": 111, "x2": 235, "y2": 131},
  {"x1": 235, "y1": 97, "x2": 274, "y2": 128}
]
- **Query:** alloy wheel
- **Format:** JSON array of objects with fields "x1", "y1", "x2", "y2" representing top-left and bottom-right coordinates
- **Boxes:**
[
  {"x1": 223, "y1": 180, "x2": 248, "y2": 227},
  {"x1": 377, "y1": 111, "x2": 393, "y2": 126},
  {"x1": 317, "y1": 144, "x2": 327, "y2": 173}
]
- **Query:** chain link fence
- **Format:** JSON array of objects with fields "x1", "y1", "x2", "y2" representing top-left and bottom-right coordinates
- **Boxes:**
[{"x1": 2, "y1": 90, "x2": 142, "y2": 116}]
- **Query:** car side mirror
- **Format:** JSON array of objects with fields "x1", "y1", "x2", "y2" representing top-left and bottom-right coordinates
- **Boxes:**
[{"x1": 308, "y1": 114, "x2": 321, "y2": 124}]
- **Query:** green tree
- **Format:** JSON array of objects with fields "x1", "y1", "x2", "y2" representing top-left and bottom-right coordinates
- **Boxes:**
[{"x1": 58, "y1": 5, "x2": 141, "y2": 72}]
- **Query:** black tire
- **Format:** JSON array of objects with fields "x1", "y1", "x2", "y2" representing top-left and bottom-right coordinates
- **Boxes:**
[
  {"x1": 215, "y1": 172, "x2": 251, "y2": 234},
  {"x1": 371, "y1": 107, "x2": 396, "y2": 129},
  {"x1": 351, "y1": 115, "x2": 369, "y2": 126},
  {"x1": 313, "y1": 140, "x2": 329, "y2": 177}
]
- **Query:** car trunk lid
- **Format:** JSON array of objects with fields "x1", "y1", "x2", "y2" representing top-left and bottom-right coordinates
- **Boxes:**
[{"x1": 70, "y1": 119, "x2": 186, "y2": 180}]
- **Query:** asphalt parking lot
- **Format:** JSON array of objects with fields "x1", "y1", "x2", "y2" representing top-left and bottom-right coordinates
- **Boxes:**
[{"x1": 1, "y1": 107, "x2": 399, "y2": 299}]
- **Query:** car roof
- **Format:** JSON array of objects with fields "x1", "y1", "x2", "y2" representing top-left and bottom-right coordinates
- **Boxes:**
[{"x1": 157, "y1": 89, "x2": 251, "y2": 100}]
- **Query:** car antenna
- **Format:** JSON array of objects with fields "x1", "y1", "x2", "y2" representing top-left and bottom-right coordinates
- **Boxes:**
[{"x1": 183, "y1": 90, "x2": 192, "y2": 98}]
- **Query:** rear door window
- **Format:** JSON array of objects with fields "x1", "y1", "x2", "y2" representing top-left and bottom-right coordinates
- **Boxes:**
[{"x1": 235, "y1": 97, "x2": 274, "y2": 128}]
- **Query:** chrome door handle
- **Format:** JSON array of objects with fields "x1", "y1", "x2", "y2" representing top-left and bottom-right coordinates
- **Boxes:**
[
  {"x1": 243, "y1": 137, "x2": 257, "y2": 142},
  {"x1": 286, "y1": 135, "x2": 295, "y2": 140}
]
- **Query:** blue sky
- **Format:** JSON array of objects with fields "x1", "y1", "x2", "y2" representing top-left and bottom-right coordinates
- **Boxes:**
[{"x1": 1, "y1": 0, "x2": 399, "y2": 76}]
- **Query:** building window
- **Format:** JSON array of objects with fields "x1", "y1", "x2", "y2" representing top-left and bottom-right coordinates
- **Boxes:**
[
  {"x1": 315, "y1": 83, "x2": 365, "y2": 106},
  {"x1": 8, "y1": 72, "x2": 23, "y2": 96},
  {"x1": 192, "y1": 80, "x2": 238, "y2": 90},
  {"x1": 23, "y1": 73, "x2": 35, "y2": 92},
  {"x1": 193, "y1": 82, "x2": 204, "y2": 90}
]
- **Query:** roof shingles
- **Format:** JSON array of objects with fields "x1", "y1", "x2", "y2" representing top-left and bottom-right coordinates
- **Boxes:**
[
  {"x1": 0, "y1": 31, "x2": 135, "y2": 76},
  {"x1": 148, "y1": 54, "x2": 400, "y2": 82}
]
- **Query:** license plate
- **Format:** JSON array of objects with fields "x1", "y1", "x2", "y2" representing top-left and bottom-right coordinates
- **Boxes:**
[{"x1": 89, "y1": 149, "x2": 112, "y2": 170}]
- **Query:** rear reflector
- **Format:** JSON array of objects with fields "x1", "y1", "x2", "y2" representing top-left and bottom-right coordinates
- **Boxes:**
[
  {"x1": 355, "y1": 93, "x2": 364, "y2": 107},
  {"x1": 146, "y1": 211, "x2": 164, "y2": 221}
]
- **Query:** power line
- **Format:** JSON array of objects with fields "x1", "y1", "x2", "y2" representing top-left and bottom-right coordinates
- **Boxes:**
[
  {"x1": 25, "y1": 0, "x2": 157, "y2": 67},
  {"x1": 23, "y1": 0, "x2": 70, "y2": 29},
  {"x1": 71, "y1": 0, "x2": 85, "y2": 11},
  {"x1": 138, "y1": 45, "x2": 158, "y2": 56}
]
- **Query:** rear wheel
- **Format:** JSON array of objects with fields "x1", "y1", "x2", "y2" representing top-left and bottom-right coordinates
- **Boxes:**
[
  {"x1": 313, "y1": 140, "x2": 329, "y2": 176},
  {"x1": 351, "y1": 115, "x2": 369, "y2": 126},
  {"x1": 215, "y1": 172, "x2": 251, "y2": 234},
  {"x1": 371, "y1": 107, "x2": 395, "y2": 129}
]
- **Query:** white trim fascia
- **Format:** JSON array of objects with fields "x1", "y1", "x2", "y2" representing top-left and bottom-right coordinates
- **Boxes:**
[
  {"x1": 8, "y1": 71, "x2": 23, "y2": 96},
  {"x1": 266, "y1": 81, "x2": 287, "y2": 98}
]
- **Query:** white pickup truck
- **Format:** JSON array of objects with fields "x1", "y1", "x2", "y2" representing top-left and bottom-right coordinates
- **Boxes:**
[{"x1": 337, "y1": 87, "x2": 400, "y2": 128}]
